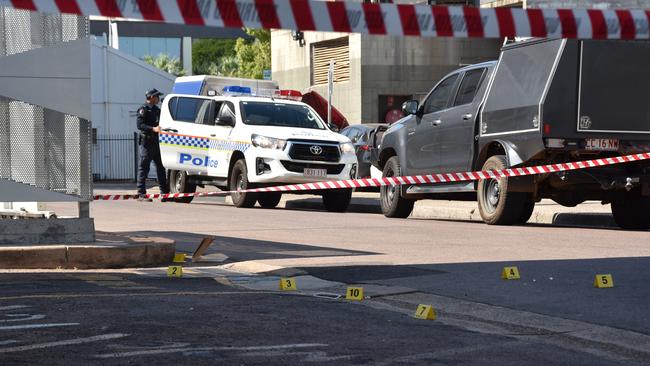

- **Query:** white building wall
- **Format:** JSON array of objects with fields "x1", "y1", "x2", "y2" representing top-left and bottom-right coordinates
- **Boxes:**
[
  {"x1": 89, "y1": 39, "x2": 175, "y2": 179},
  {"x1": 90, "y1": 39, "x2": 176, "y2": 136}
]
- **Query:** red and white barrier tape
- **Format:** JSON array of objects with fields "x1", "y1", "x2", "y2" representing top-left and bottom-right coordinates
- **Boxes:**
[
  {"x1": 94, "y1": 152, "x2": 650, "y2": 201},
  {"x1": 2, "y1": 0, "x2": 650, "y2": 40}
]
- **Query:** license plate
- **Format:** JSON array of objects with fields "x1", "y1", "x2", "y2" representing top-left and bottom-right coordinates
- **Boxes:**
[
  {"x1": 585, "y1": 139, "x2": 619, "y2": 151},
  {"x1": 304, "y1": 168, "x2": 327, "y2": 177}
]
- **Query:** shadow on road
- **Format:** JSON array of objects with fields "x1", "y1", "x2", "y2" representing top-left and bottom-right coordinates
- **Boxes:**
[{"x1": 110, "y1": 230, "x2": 378, "y2": 263}]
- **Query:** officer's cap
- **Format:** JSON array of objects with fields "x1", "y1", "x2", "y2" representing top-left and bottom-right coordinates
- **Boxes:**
[{"x1": 146, "y1": 88, "x2": 163, "y2": 99}]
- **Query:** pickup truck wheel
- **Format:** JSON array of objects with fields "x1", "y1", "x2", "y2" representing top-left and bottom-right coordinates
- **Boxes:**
[
  {"x1": 257, "y1": 193, "x2": 282, "y2": 209},
  {"x1": 168, "y1": 170, "x2": 196, "y2": 204},
  {"x1": 229, "y1": 159, "x2": 257, "y2": 208},
  {"x1": 611, "y1": 191, "x2": 650, "y2": 230},
  {"x1": 380, "y1": 156, "x2": 414, "y2": 218},
  {"x1": 322, "y1": 189, "x2": 352, "y2": 212},
  {"x1": 477, "y1": 155, "x2": 529, "y2": 225}
]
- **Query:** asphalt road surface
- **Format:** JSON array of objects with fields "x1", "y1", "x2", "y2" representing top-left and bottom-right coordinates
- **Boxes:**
[
  {"x1": 25, "y1": 194, "x2": 650, "y2": 364},
  {"x1": 0, "y1": 273, "x2": 642, "y2": 365}
]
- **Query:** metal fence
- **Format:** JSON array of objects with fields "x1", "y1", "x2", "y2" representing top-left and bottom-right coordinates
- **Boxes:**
[
  {"x1": 0, "y1": 8, "x2": 91, "y2": 200},
  {"x1": 0, "y1": 96, "x2": 93, "y2": 199},
  {"x1": 93, "y1": 133, "x2": 139, "y2": 182}
]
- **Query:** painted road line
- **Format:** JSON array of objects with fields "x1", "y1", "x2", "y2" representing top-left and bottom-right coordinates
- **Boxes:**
[
  {"x1": 0, "y1": 314, "x2": 46, "y2": 322},
  {"x1": 0, "y1": 333, "x2": 129, "y2": 353},
  {"x1": 0, "y1": 305, "x2": 30, "y2": 311},
  {"x1": 95, "y1": 343, "x2": 329, "y2": 358},
  {"x1": 76, "y1": 274, "x2": 158, "y2": 290},
  {"x1": 0, "y1": 323, "x2": 79, "y2": 331}
]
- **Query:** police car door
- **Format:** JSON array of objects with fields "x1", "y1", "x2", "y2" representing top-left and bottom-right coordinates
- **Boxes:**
[
  {"x1": 208, "y1": 100, "x2": 237, "y2": 178},
  {"x1": 159, "y1": 95, "x2": 216, "y2": 176}
]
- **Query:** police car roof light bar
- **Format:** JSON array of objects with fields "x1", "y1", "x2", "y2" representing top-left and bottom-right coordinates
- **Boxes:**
[
  {"x1": 274, "y1": 90, "x2": 303, "y2": 101},
  {"x1": 221, "y1": 85, "x2": 252, "y2": 96}
]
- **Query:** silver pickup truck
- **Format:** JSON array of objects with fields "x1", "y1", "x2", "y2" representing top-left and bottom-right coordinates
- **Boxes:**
[{"x1": 373, "y1": 38, "x2": 650, "y2": 230}]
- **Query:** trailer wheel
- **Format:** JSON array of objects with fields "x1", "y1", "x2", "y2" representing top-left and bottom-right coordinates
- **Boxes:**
[
  {"x1": 611, "y1": 191, "x2": 650, "y2": 230},
  {"x1": 380, "y1": 156, "x2": 414, "y2": 218},
  {"x1": 257, "y1": 193, "x2": 282, "y2": 209},
  {"x1": 169, "y1": 170, "x2": 196, "y2": 204},
  {"x1": 229, "y1": 159, "x2": 258, "y2": 208},
  {"x1": 477, "y1": 155, "x2": 530, "y2": 225}
]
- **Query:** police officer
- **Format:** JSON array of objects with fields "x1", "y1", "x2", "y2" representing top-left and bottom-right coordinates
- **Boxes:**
[{"x1": 136, "y1": 88, "x2": 169, "y2": 201}]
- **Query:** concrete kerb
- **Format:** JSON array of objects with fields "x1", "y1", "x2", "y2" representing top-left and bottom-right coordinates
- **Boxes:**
[{"x1": 0, "y1": 235, "x2": 175, "y2": 269}]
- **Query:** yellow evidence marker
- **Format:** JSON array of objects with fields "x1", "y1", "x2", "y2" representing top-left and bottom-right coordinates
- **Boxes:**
[
  {"x1": 173, "y1": 253, "x2": 186, "y2": 263},
  {"x1": 501, "y1": 266, "x2": 521, "y2": 280},
  {"x1": 280, "y1": 277, "x2": 297, "y2": 291},
  {"x1": 346, "y1": 287, "x2": 364, "y2": 301},
  {"x1": 593, "y1": 274, "x2": 614, "y2": 288},
  {"x1": 167, "y1": 265, "x2": 183, "y2": 278},
  {"x1": 414, "y1": 305, "x2": 436, "y2": 320}
]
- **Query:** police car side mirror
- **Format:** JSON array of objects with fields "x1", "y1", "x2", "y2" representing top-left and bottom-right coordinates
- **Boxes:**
[{"x1": 216, "y1": 116, "x2": 234, "y2": 127}]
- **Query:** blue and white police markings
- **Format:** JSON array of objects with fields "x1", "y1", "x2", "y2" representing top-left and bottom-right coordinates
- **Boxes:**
[{"x1": 179, "y1": 153, "x2": 219, "y2": 168}]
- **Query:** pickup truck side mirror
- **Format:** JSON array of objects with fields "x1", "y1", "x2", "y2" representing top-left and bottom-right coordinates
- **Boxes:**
[
  {"x1": 215, "y1": 116, "x2": 234, "y2": 127},
  {"x1": 329, "y1": 123, "x2": 340, "y2": 133},
  {"x1": 402, "y1": 100, "x2": 419, "y2": 116}
]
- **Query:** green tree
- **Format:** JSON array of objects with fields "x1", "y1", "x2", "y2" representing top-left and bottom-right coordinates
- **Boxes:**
[
  {"x1": 192, "y1": 38, "x2": 237, "y2": 75},
  {"x1": 142, "y1": 54, "x2": 186, "y2": 76},
  {"x1": 207, "y1": 56, "x2": 239, "y2": 77},
  {"x1": 191, "y1": 29, "x2": 270, "y2": 79},
  {"x1": 233, "y1": 29, "x2": 271, "y2": 79}
]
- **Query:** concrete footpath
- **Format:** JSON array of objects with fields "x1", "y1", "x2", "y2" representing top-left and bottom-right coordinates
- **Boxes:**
[
  {"x1": 93, "y1": 183, "x2": 615, "y2": 228},
  {"x1": 0, "y1": 232, "x2": 174, "y2": 269}
]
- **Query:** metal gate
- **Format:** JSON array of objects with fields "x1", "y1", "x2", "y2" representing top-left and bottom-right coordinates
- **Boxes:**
[{"x1": 93, "y1": 133, "x2": 139, "y2": 182}]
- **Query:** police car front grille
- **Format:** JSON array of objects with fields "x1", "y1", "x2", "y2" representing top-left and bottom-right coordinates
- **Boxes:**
[
  {"x1": 288, "y1": 142, "x2": 340, "y2": 162},
  {"x1": 281, "y1": 161, "x2": 345, "y2": 175}
]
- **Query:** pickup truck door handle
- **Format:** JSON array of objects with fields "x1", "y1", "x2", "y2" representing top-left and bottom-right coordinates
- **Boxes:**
[
  {"x1": 431, "y1": 119, "x2": 442, "y2": 126},
  {"x1": 162, "y1": 128, "x2": 178, "y2": 133},
  {"x1": 462, "y1": 114, "x2": 473, "y2": 120},
  {"x1": 210, "y1": 134, "x2": 217, "y2": 137}
]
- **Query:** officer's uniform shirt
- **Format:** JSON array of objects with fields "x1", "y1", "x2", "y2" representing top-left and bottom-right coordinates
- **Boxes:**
[{"x1": 136, "y1": 103, "x2": 161, "y2": 145}]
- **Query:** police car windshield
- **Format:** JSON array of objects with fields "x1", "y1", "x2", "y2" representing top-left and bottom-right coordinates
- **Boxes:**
[{"x1": 240, "y1": 102, "x2": 325, "y2": 130}]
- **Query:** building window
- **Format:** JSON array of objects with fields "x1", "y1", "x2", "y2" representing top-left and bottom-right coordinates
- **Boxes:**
[
  {"x1": 311, "y1": 37, "x2": 350, "y2": 86},
  {"x1": 118, "y1": 37, "x2": 182, "y2": 61}
]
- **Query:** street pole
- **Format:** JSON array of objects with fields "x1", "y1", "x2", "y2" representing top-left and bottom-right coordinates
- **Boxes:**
[{"x1": 327, "y1": 59, "x2": 335, "y2": 127}]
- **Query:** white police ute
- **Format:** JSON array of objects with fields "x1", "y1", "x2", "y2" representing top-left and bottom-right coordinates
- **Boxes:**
[{"x1": 158, "y1": 84, "x2": 358, "y2": 212}]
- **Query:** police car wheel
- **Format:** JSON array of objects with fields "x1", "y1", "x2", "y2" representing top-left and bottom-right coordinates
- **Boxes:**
[
  {"x1": 322, "y1": 188, "x2": 352, "y2": 213},
  {"x1": 169, "y1": 170, "x2": 196, "y2": 204},
  {"x1": 230, "y1": 159, "x2": 257, "y2": 208},
  {"x1": 257, "y1": 193, "x2": 282, "y2": 209}
]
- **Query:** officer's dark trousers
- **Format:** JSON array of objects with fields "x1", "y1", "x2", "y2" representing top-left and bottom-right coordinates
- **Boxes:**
[{"x1": 137, "y1": 142, "x2": 169, "y2": 195}]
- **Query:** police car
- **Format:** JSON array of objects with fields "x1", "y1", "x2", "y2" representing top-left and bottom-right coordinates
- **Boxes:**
[{"x1": 158, "y1": 83, "x2": 358, "y2": 212}]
